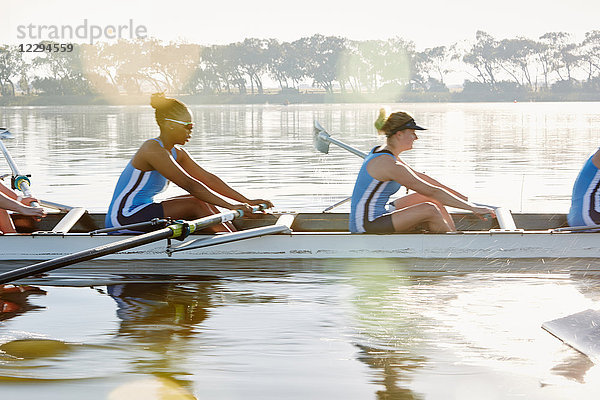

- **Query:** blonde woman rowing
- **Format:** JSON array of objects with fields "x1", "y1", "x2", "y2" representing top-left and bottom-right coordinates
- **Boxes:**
[{"x1": 349, "y1": 110, "x2": 494, "y2": 233}]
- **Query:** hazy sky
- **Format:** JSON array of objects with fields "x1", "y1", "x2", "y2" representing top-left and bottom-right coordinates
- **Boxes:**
[{"x1": 2, "y1": 0, "x2": 600, "y2": 48}]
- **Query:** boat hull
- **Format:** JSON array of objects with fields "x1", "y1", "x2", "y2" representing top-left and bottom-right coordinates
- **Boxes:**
[{"x1": 0, "y1": 230, "x2": 599, "y2": 261}]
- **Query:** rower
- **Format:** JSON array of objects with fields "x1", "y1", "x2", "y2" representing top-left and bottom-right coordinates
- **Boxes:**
[
  {"x1": 0, "y1": 180, "x2": 45, "y2": 234},
  {"x1": 349, "y1": 109, "x2": 494, "y2": 233},
  {"x1": 105, "y1": 93, "x2": 273, "y2": 233},
  {"x1": 567, "y1": 148, "x2": 600, "y2": 227}
]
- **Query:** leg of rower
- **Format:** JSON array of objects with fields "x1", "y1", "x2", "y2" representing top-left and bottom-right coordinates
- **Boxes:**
[
  {"x1": 393, "y1": 193, "x2": 456, "y2": 231},
  {"x1": 162, "y1": 195, "x2": 236, "y2": 233},
  {"x1": 390, "y1": 202, "x2": 453, "y2": 233},
  {"x1": 0, "y1": 210, "x2": 16, "y2": 234}
]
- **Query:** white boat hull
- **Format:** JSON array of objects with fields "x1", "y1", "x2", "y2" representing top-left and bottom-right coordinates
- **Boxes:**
[{"x1": 1, "y1": 230, "x2": 599, "y2": 261}]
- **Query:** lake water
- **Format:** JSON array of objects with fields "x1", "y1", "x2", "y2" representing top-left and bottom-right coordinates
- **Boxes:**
[{"x1": 1, "y1": 102, "x2": 600, "y2": 399}]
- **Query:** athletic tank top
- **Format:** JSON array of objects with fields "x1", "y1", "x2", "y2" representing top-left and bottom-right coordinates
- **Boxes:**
[
  {"x1": 105, "y1": 138, "x2": 178, "y2": 228},
  {"x1": 568, "y1": 149, "x2": 600, "y2": 226},
  {"x1": 349, "y1": 147, "x2": 402, "y2": 233}
]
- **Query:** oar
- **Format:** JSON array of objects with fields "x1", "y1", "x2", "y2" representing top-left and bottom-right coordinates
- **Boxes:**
[
  {"x1": 0, "y1": 136, "x2": 38, "y2": 206},
  {"x1": 166, "y1": 214, "x2": 295, "y2": 254},
  {"x1": 322, "y1": 196, "x2": 352, "y2": 213},
  {"x1": 552, "y1": 224, "x2": 600, "y2": 233},
  {"x1": 0, "y1": 204, "x2": 269, "y2": 284},
  {"x1": 0, "y1": 128, "x2": 13, "y2": 139},
  {"x1": 313, "y1": 120, "x2": 367, "y2": 158},
  {"x1": 313, "y1": 120, "x2": 517, "y2": 229}
]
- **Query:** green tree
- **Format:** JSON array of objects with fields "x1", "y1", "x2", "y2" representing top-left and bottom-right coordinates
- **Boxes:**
[
  {"x1": 112, "y1": 40, "x2": 152, "y2": 95},
  {"x1": 495, "y1": 38, "x2": 538, "y2": 89},
  {"x1": 0, "y1": 46, "x2": 25, "y2": 96},
  {"x1": 32, "y1": 42, "x2": 91, "y2": 95},
  {"x1": 539, "y1": 32, "x2": 579, "y2": 82},
  {"x1": 378, "y1": 37, "x2": 415, "y2": 88},
  {"x1": 299, "y1": 34, "x2": 347, "y2": 94},
  {"x1": 266, "y1": 40, "x2": 306, "y2": 90},
  {"x1": 418, "y1": 46, "x2": 452, "y2": 85},
  {"x1": 147, "y1": 41, "x2": 202, "y2": 93},
  {"x1": 580, "y1": 30, "x2": 600, "y2": 81},
  {"x1": 463, "y1": 31, "x2": 500, "y2": 88},
  {"x1": 237, "y1": 38, "x2": 271, "y2": 94},
  {"x1": 337, "y1": 40, "x2": 369, "y2": 93}
]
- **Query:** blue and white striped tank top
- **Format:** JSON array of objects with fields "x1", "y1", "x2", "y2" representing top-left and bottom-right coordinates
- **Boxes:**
[
  {"x1": 349, "y1": 147, "x2": 402, "y2": 233},
  {"x1": 105, "y1": 138, "x2": 178, "y2": 229},
  {"x1": 568, "y1": 149, "x2": 600, "y2": 227}
]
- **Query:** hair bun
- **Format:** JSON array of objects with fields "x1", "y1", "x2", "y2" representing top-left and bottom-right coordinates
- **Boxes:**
[
  {"x1": 150, "y1": 92, "x2": 169, "y2": 110},
  {"x1": 374, "y1": 108, "x2": 387, "y2": 131}
]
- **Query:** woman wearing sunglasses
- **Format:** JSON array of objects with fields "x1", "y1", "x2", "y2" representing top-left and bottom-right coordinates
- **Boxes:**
[
  {"x1": 105, "y1": 93, "x2": 273, "y2": 233},
  {"x1": 349, "y1": 109, "x2": 494, "y2": 233}
]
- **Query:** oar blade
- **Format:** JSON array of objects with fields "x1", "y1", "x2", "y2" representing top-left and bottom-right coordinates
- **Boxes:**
[
  {"x1": 313, "y1": 120, "x2": 331, "y2": 154},
  {"x1": 542, "y1": 309, "x2": 600, "y2": 363},
  {"x1": 0, "y1": 128, "x2": 14, "y2": 139}
]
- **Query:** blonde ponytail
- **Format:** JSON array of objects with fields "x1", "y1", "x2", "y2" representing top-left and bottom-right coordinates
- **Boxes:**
[{"x1": 374, "y1": 108, "x2": 387, "y2": 133}]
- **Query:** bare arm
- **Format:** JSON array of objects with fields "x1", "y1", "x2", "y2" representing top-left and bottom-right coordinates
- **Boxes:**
[
  {"x1": 136, "y1": 142, "x2": 237, "y2": 209},
  {"x1": 0, "y1": 182, "x2": 17, "y2": 200},
  {"x1": 0, "y1": 190, "x2": 45, "y2": 217},
  {"x1": 0, "y1": 182, "x2": 45, "y2": 217},
  {"x1": 399, "y1": 160, "x2": 468, "y2": 201},
  {"x1": 592, "y1": 149, "x2": 600, "y2": 169},
  {"x1": 176, "y1": 148, "x2": 250, "y2": 202},
  {"x1": 368, "y1": 156, "x2": 491, "y2": 215},
  {"x1": 176, "y1": 148, "x2": 273, "y2": 208},
  {"x1": 137, "y1": 141, "x2": 267, "y2": 210}
]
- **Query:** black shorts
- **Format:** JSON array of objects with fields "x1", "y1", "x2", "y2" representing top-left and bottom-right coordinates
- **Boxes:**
[
  {"x1": 363, "y1": 213, "x2": 395, "y2": 233},
  {"x1": 115, "y1": 203, "x2": 165, "y2": 233}
]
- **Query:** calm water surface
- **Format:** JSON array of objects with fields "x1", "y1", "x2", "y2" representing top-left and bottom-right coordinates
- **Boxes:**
[{"x1": 1, "y1": 103, "x2": 600, "y2": 399}]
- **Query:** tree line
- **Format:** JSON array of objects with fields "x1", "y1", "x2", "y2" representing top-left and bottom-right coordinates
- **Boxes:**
[{"x1": 1, "y1": 30, "x2": 600, "y2": 100}]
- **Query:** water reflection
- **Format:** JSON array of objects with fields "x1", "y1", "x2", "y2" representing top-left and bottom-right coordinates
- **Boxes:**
[
  {"x1": 105, "y1": 281, "x2": 215, "y2": 390},
  {"x1": 356, "y1": 344, "x2": 423, "y2": 400},
  {"x1": 0, "y1": 284, "x2": 46, "y2": 321},
  {"x1": 1, "y1": 260, "x2": 600, "y2": 397},
  {"x1": 339, "y1": 259, "x2": 600, "y2": 397}
]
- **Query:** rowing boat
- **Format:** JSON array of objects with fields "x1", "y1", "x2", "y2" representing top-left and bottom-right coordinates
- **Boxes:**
[
  {"x1": 1, "y1": 124, "x2": 598, "y2": 268},
  {"x1": 2, "y1": 210, "x2": 599, "y2": 261}
]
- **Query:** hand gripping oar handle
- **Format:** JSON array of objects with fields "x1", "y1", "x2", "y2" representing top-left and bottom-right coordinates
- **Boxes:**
[
  {"x1": 0, "y1": 138, "x2": 38, "y2": 207},
  {"x1": 0, "y1": 204, "x2": 270, "y2": 284}
]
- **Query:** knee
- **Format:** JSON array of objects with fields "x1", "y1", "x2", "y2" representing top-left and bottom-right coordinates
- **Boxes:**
[{"x1": 420, "y1": 202, "x2": 444, "y2": 218}]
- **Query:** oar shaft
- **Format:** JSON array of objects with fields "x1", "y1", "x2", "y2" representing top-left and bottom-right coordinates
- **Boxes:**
[
  {"x1": 318, "y1": 132, "x2": 368, "y2": 158},
  {"x1": 322, "y1": 196, "x2": 352, "y2": 212},
  {"x1": 0, "y1": 228, "x2": 174, "y2": 284},
  {"x1": 0, "y1": 204, "x2": 267, "y2": 284},
  {"x1": 0, "y1": 139, "x2": 22, "y2": 176}
]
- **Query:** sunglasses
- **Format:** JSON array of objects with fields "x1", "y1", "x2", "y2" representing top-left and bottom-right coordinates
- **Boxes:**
[{"x1": 165, "y1": 118, "x2": 194, "y2": 129}]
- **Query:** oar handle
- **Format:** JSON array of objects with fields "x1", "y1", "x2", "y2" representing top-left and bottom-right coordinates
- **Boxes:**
[
  {"x1": 0, "y1": 138, "x2": 39, "y2": 207},
  {"x1": 14, "y1": 176, "x2": 38, "y2": 207},
  {"x1": 240, "y1": 203, "x2": 269, "y2": 217},
  {"x1": 169, "y1": 203, "x2": 270, "y2": 238}
]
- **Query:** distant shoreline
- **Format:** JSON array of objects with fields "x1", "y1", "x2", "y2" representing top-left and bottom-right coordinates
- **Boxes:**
[{"x1": 2, "y1": 91, "x2": 600, "y2": 106}]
